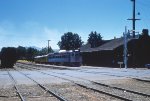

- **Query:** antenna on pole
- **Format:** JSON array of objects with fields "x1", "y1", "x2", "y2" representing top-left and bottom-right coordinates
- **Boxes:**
[{"x1": 127, "y1": 0, "x2": 140, "y2": 38}]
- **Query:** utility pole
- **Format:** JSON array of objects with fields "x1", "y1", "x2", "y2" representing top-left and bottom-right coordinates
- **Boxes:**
[
  {"x1": 47, "y1": 40, "x2": 51, "y2": 53},
  {"x1": 127, "y1": 0, "x2": 140, "y2": 38}
]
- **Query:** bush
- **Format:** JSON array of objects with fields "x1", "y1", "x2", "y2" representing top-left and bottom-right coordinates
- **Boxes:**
[{"x1": 1, "y1": 47, "x2": 18, "y2": 68}]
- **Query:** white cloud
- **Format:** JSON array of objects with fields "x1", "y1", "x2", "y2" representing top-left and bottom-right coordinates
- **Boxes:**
[
  {"x1": 43, "y1": 27, "x2": 62, "y2": 49},
  {"x1": 0, "y1": 21, "x2": 61, "y2": 49},
  {"x1": 0, "y1": 21, "x2": 89, "y2": 50}
]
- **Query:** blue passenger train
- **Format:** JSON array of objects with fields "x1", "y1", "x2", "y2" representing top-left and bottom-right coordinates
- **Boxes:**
[{"x1": 34, "y1": 50, "x2": 82, "y2": 66}]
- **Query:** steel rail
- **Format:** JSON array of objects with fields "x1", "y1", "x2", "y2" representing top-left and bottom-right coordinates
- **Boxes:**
[
  {"x1": 14, "y1": 69, "x2": 68, "y2": 101},
  {"x1": 132, "y1": 78, "x2": 150, "y2": 83},
  {"x1": 48, "y1": 65, "x2": 150, "y2": 83},
  {"x1": 49, "y1": 71, "x2": 150, "y2": 97},
  {"x1": 17, "y1": 63, "x2": 150, "y2": 99},
  {"x1": 39, "y1": 70, "x2": 150, "y2": 99},
  {"x1": 16, "y1": 65, "x2": 132, "y2": 101},
  {"x1": 17, "y1": 63, "x2": 150, "y2": 97},
  {"x1": 7, "y1": 71, "x2": 26, "y2": 101},
  {"x1": 73, "y1": 69, "x2": 150, "y2": 83}
]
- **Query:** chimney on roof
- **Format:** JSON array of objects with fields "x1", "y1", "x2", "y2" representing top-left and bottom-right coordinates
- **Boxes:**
[{"x1": 142, "y1": 29, "x2": 149, "y2": 36}]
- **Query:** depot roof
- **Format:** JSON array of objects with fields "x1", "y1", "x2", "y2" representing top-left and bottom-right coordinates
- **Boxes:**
[{"x1": 80, "y1": 38, "x2": 134, "y2": 52}]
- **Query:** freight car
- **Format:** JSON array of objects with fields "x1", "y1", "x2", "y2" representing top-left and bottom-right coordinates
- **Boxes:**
[{"x1": 34, "y1": 50, "x2": 82, "y2": 66}]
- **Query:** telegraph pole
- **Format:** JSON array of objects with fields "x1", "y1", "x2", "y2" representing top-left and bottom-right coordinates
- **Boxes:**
[
  {"x1": 47, "y1": 40, "x2": 51, "y2": 53},
  {"x1": 127, "y1": 0, "x2": 140, "y2": 38}
]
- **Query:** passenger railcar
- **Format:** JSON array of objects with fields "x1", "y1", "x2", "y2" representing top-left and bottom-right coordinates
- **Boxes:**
[
  {"x1": 34, "y1": 50, "x2": 82, "y2": 66},
  {"x1": 34, "y1": 55, "x2": 48, "y2": 64}
]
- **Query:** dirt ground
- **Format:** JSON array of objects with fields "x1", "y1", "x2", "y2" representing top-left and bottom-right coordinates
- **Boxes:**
[{"x1": 0, "y1": 65, "x2": 150, "y2": 101}]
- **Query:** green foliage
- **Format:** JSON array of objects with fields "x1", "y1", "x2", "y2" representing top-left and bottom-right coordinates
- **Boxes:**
[
  {"x1": 26, "y1": 47, "x2": 39, "y2": 61},
  {"x1": 17, "y1": 46, "x2": 26, "y2": 59},
  {"x1": 39, "y1": 47, "x2": 53, "y2": 55},
  {"x1": 1, "y1": 47, "x2": 18, "y2": 68},
  {"x1": 0, "y1": 45, "x2": 54, "y2": 68},
  {"x1": 88, "y1": 31, "x2": 103, "y2": 48},
  {"x1": 58, "y1": 32, "x2": 83, "y2": 50},
  {"x1": 39, "y1": 47, "x2": 48, "y2": 55}
]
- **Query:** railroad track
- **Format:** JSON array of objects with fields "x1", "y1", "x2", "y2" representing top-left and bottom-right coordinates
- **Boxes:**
[
  {"x1": 77, "y1": 70, "x2": 150, "y2": 83},
  {"x1": 16, "y1": 63, "x2": 150, "y2": 101},
  {"x1": 7, "y1": 69, "x2": 68, "y2": 101},
  {"x1": 16, "y1": 62, "x2": 150, "y2": 83},
  {"x1": 46, "y1": 70, "x2": 150, "y2": 98},
  {"x1": 14, "y1": 67, "x2": 121, "y2": 101},
  {"x1": 7, "y1": 70, "x2": 26, "y2": 101}
]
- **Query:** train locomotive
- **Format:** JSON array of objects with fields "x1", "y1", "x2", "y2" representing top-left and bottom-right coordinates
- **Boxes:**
[{"x1": 34, "y1": 50, "x2": 82, "y2": 66}]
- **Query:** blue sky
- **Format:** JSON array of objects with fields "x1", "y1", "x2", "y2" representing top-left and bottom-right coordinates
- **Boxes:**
[{"x1": 0, "y1": 0, "x2": 150, "y2": 49}]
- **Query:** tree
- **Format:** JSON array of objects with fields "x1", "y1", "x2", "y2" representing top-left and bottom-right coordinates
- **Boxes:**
[
  {"x1": 88, "y1": 31, "x2": 103, "y2": 48},
  {"x1": 58, "y1": 32, "x2": 83, "y2": 50},
  {"x1": 1, "y1": 47, "x2": 18, "y2": 68},
  {"x1": 17, "y1": 46, "x2": 26, "y2": 59},
  {"x1": 39, "y1": 47, "x2": 53, "y2": 55},
  {"x1": 26, "y1": 47, "x2": 39, "y2": 61}
]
